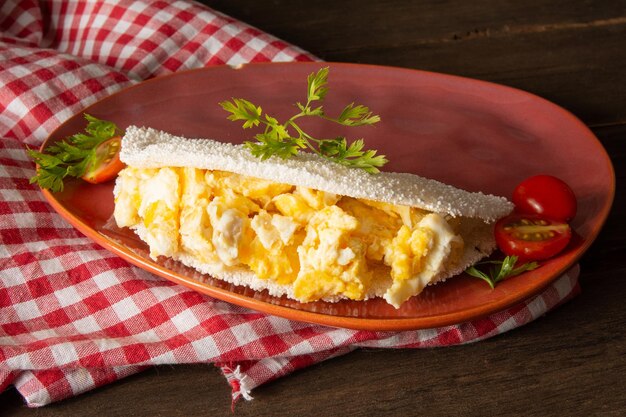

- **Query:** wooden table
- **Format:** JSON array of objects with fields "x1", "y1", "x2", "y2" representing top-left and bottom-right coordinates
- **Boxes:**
[{"x1": 4, "y1": 1, "x2": 625, "y2": 415}]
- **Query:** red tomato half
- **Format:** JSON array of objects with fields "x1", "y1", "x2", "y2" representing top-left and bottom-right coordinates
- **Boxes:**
[
  {"x1": 512, "y1": 174, "x2": 577, "y2": 222},
  {"x1": 81, "y1": 136, "x2": 125, "y2": 184},
  {"x1": 495, "y1": 214, "x2": 572, "y2": 262}
]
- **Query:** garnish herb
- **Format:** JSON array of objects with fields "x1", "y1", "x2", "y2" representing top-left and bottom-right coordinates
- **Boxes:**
[
  {"x1": 219, "y1": 67, "x2": 388, "y2": 173},
  {"x1": 465, "y1": 256, "x2": 539, "y2": 289},
  {"x1": 28, "y1": 114, "x2": 122, "y2": 192}
]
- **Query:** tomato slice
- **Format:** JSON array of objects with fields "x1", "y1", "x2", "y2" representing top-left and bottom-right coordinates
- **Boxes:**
[
  {"x1": 81, "y1": 136, "x2": 125, "y2": 184},
  {"x1": 512, "y1": 174, "x2": 577, "y2": 222},
  {"x1": 495, "y1": 214, "x2": 572, "y2": 262}
]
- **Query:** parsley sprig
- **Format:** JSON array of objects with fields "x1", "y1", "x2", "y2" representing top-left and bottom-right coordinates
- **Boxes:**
[
  {"x1": 465, "y1": 256, "x2": 539, "y2": 289},
  {"x1": 28, "y1": 114, "x2": 121, "y2": 192},
  {"x1": 219, "y1": 67, "x2": 388, "y2": 173}
]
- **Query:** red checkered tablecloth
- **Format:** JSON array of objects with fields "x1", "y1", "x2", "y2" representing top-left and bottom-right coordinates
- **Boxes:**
[{"x1": 0, "y1": 0, "x2": 581, "y2": 408}]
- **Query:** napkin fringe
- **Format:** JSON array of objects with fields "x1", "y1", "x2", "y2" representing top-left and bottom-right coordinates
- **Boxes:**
[{"x1": 220, "y1": 364, "x2": 253, "y2": 410}]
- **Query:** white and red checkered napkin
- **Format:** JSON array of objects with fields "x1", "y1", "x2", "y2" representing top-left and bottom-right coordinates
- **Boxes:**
[{"x1": 0, "y1": 0, "x2": 581, "y2": 408}]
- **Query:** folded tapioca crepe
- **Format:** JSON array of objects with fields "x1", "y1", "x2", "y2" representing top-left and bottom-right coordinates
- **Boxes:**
[{"x1": 113, "y1": 126, "x2": 513, "y2": 308}]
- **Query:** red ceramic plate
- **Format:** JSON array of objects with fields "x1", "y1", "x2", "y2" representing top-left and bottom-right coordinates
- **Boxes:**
[{"x1": 40, "y1": 62, "x2": 614, "y2": 330}]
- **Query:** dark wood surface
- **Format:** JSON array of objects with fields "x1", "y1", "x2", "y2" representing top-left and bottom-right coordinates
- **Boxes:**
[{"x1": 3, "y1": 1, "x2": 625, "y2": 415}]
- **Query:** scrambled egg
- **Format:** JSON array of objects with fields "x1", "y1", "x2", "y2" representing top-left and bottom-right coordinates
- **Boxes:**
[{"x1": 114, "y1": 167, "x2": 465, "y2": 307}]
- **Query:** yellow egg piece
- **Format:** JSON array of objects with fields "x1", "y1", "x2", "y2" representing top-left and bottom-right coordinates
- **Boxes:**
[
  {"x1": 294, "y1": 206, "x2": 371, "y2": 301},
  {"x1": 137, "y1": 167, "x2": 181, "y2": 259}
]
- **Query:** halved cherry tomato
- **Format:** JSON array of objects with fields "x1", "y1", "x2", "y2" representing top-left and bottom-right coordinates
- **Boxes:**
[
  {"x1": 81, "y1": 136, "x2": 125, "y2": 184},
  {"x1": 512, "y1": 174, "x2": 577, "y2": 222},
  {"x1": 495, "y1": 213, "x2": 572, "y2": 262}
]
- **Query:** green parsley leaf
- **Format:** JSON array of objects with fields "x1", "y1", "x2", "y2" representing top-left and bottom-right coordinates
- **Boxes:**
[
  {"x1": 318, "y1": 137, "x2": 388, "y2": 173},
  {"x1": 219, "y1": 98, "x2": 262, "y2": 129},
  {"x1": 28, "y1": 114, "x2": 120, "y2": 192},
  {"x1": 245, "y1": 134, "x2": 304, "y2": 160},
  {"x1": 84, "y1": 114, "x2": 117, "y2": 138},
  {"x1": 465, "y1": 255, "x2": 539, "y2": 289},
  {"x1": 221, "y1": 67, "x2": 386, "y2": 173},
  {"x1": 337, "y1": 103, "x2": 381, "y2": 126},
  {"x1": 307, "y1": 67, "x2": 329, "y2": 102}
]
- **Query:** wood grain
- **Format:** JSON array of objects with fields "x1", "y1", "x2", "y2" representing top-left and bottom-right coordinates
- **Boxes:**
[
  {"x1": 207, "y1": 0, "x2": 626, "y2": 127},
  {"x1": 3, "y1": 1, "x2": 625, "y2": 415}
]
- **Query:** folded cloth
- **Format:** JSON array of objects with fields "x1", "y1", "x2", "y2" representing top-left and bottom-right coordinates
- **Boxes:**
[{"x1": 0, "y1": 0, "x2": 581, "y2": 408}]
